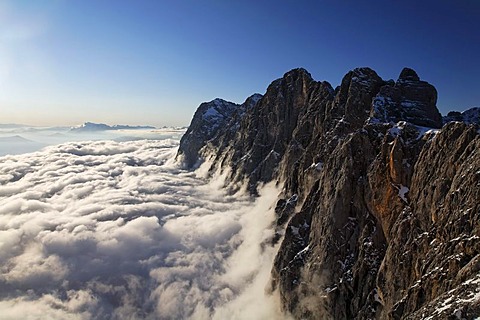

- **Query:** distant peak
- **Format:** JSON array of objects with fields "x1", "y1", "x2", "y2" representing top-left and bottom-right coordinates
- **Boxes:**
[
  {"x1": 71, "y1": 122, "x2": 155, "y2": 132},
  {"x1": 249, "y1": 93, "x2": 263, "y2": 99},
  {"x1": 212, "y1": 98, "x2": 228, "y2": 104},
  {"x1": 244, "y1": 93, "x2": 263, "y2": 104},
  {"x1": 202, "y1": 98, "x2": 237, "y2": 108},
  {"x1": 352, "y1": 67, "x2": 376, "y2": 75},
  {"x1": 283, "y1": 67, "x2": 312, "y2": 79},
  {"x1": 398, "y1": 67, "x2": 420, "y2": 82},
  {"x1": 345, "y1": 67, "x2": 382, "y2": 87}
]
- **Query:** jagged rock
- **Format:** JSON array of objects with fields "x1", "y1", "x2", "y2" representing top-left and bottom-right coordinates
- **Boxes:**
[
  {"x1": 279, "y1": 67, "x2": 383, "y2": 203},
  {"x1": 189, "y1": 68, "x2": 319, "y2": 192},
  {"x1": 398, "y1": 67, "x2": 420, "y2": 81},
  {"x1": 369, "y1": 67, "x2": 443, "y2": 128},
  {"x1": 176, "y1": 98, "x2": 239, "y2": 168},
  {"x1": 444, "y1": 106, "x2": 480, "y2": 125},
  {"x1": 177, "y1": 67, "x2": 479, "y2": 319},
  {"x1": 377, "y1": 122, "x2": 480, "y2": 319}
]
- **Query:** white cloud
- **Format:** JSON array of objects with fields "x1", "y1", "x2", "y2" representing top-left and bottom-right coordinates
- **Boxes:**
[{"x1": 0, "y1": 137, "x2": 290, "y2": 319}]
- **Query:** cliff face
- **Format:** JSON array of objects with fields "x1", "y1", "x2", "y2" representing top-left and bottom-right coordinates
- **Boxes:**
[{"x1": 177, "y1": 68, "x2": 480, "y2": 319}]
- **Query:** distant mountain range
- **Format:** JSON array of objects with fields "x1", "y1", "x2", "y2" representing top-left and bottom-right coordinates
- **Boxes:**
[
  {"x1": 0, "y1": 123, "x2": 30, "y2": 129},
  {"x1": 70, "y1": 122, "x2": 156, "y2": 132}
]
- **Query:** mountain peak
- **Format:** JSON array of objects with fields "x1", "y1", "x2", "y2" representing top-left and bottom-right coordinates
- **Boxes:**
[
  {"x1": 283, "y1": 67, "x2": 312, "y2": 79},
  {"x1": 178, "y1": 66, "x2": 480, "y2": 319},
  {"x1": 398, "y1": 67, "x2": 420, "y2": 82},
  {"x1": 352, "y1": 66, "x2": 377, "y2": 75},
  {"x1": 243, "y1": 93, "x2": 263, "y2": 108}
]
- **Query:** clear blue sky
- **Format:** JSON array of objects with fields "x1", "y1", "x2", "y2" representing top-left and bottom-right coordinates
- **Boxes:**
[{"x1": 0, "y1": 0, "x2": 479, "y2": 127}]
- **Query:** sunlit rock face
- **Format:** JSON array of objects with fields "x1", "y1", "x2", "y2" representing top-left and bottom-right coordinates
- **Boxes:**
[{"x1": 179, "y1": 67, "x2": 480, "y2": 319}]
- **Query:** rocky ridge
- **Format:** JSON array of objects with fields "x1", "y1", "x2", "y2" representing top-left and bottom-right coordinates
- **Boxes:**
[
  {"x1": 443, "y1": 107, "x2": 480, "y2": 126},
  {"x1": 177, "y1": 67, "x2": 480, "y2": 319}
]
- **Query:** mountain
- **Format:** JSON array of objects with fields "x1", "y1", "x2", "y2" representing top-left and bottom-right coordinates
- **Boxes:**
[
  {"x1": 0, "y1": 135, "x2": 36, "y2": 143},
  {"x1": 71, "y1": 122, "x2": 156, "y2": 132},
  {"x1": 0, "y1": 135, "x2": 46, "y2": 156},
  {"x1": 444, "y1": 107, "x2": 480, "y2": 125},
  {"x1": 177, "y1": 67, "x2": 480, "y2": 319}
]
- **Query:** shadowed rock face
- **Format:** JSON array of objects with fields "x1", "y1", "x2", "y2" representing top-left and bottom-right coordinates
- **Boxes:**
[
  {"x1": 176, "y1": 98, "x2": 239, "y2": 168},
  {"x1": 444, "y1": 106, "x2": 480, "y2": 125},
  {"x1": 369, "y1": 68, "x2": 443, "y2": 128},
  {"x1": 178, "y1": 67, "x2": 480, "y2": 319}
]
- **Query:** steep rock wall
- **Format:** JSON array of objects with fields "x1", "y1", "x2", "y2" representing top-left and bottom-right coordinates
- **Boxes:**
[{"x1": 177, "y1": 67, "x2": 480, "y2": 319}]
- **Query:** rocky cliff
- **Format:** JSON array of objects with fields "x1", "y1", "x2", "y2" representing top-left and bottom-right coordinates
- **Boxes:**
[{"x1": 177, "y1": 67, "x2": 480, "y2": 319}]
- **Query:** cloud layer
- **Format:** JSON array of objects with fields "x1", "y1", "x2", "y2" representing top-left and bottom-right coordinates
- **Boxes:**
[{"x1": 0, "y1": 137, "x2": 288, "y2": 319}]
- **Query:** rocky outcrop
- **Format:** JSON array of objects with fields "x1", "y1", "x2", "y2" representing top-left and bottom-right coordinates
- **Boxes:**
[
  {"x1": 176, "y1": 98, "x2": 239, "y2": 168},
  {"x1": 184, "y1": 68, "x2": 326, "y2": 192},
  {"x1": 369, "y1": 68, "x2": 443, "y2": 128},
  {"x1": 376, "y1": 121, "x2": 480, "y2": 319},
  {"x1": 177, "y1": 94, "x2": 264, "y2": 169},
  {"x1": 444, "y1": 106, "x2": 480, "y2": 125},
  {"x1": 177, "y1": 67, "x2": 480, "y2": 319}
]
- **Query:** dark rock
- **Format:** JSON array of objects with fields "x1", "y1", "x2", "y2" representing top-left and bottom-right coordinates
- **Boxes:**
[
  {"x1": 398, "y1": 67, "x2": 420, "y2": 82},
  {"x1": 444, "y1": 107, "x2": 480, "y2": 125},
  {"x1": 176, "y1": 98, "x2": 239, "y2": 168},
  {"x1": 177, "y1": 67, "x2": 480, "y2": 319},
  {"x1": 369, "y1": 68, "x2": 443, "y2": 128}
]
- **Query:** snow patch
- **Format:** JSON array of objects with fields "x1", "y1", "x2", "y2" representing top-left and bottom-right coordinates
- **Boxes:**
[
  {"x1": 415, "y1": 125, "x2": 439, "y2": 140},
  {"x1": 398, "y1": 185, "x2": 409, "y2": 202},
  {"x1": 203, "y1": 107, "x2": 221, "y2": 119}
]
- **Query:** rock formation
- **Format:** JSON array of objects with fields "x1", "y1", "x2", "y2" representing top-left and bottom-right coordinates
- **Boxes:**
[
  {"x1": 443, "y1": 107, "x2": 480, "y2": 126},
  {"x1": 176, "y1": 98, "x2": 239, "y2": 168},
  {"x1": 177, "y1": 67, "x2": 480, "y2": 319}
]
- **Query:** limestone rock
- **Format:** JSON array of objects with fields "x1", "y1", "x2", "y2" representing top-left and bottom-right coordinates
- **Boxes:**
[
  {"x1": 176, "y1": 98, "x2": 239, "y2": 168},
  {"x1": 177, "y1": 67, "x2": 479, "y2": 319},
  {"x1": 444, "y1": 106, "x2": 480, "y2": 125},
  {"x1": 369, "y1": 67, "x2": 443, "y2": 128}
]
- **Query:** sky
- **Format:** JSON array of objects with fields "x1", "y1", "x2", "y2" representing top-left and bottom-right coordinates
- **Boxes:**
[{"x1": 0, "y1": 0, "x2": 479, "y2": 127}]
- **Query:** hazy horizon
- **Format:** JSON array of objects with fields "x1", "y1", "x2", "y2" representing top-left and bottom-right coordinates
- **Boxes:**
[{"x1": 0, "y1": 132, "x2": 290, "y2": 319}]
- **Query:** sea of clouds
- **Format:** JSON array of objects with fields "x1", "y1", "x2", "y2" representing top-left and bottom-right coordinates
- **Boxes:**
[
  {"x1": 0, "y1": 133, "x2": 289, "y2": 319},
  {"x1": 0, "y1": 125, "x2": 184, "y2": 156}
]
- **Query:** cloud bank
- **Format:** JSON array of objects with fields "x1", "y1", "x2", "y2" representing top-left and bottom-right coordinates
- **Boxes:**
[
  {"x1": 0, "y1": 126, "x2": 185, "y2": 156},
  {"x1": 0, "y1": 137, "x2": 289, "y2": 319}
]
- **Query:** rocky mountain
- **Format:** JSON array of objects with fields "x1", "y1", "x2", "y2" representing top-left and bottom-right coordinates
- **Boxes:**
[
  {"x1": 177, "y1": 67, "x2": 480, "y2": 319},
  {"x1": 444, "y1": 107, "x2": 480, "y2": 125}
]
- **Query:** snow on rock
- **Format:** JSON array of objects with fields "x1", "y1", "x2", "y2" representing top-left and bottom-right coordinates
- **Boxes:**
[
  {"x1": 415, "y1": 125, "x2": 440, "y2": 140},
  {"x1": 443, "y1": 106, "x2": 480, "y2": 125},
  {"x1": 177, "y1": 98, "x2": 239, "y2": 168},
  {"x1": 398, "y1": 185, "x2": 409, "y2": 202},
  {"x1": 367, "y1": 68, "x2": 443, "y2": 128}
]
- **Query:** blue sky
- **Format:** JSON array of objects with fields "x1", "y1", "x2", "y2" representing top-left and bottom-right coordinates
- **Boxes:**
[{"x1": 0, "y1": 0, "x2": 479, "y2": 127}]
